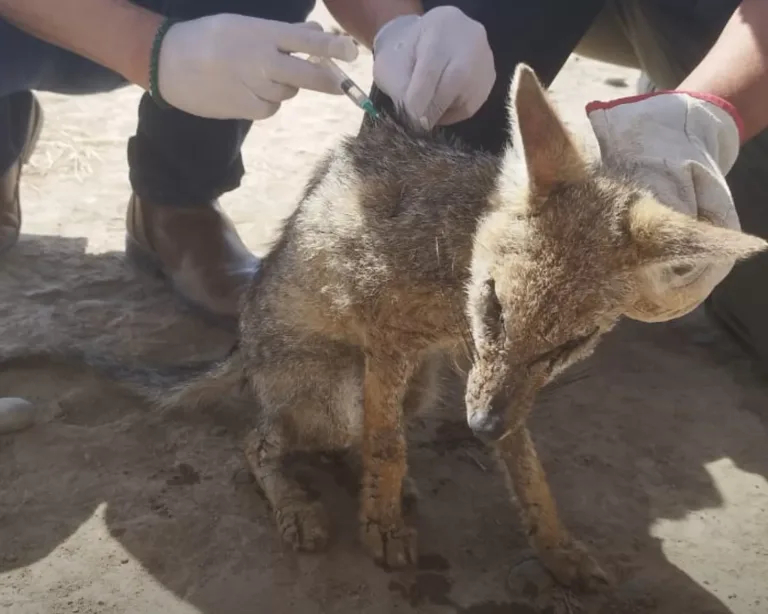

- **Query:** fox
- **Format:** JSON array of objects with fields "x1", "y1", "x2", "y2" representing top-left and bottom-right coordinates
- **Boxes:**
[{"x1": 2, "y1": 63, "x2": 764, "y2": 592}]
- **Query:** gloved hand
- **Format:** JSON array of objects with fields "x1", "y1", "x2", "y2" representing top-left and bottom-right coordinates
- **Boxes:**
[
  {"x1": 372, "y1": 6, "x2": 495, "y2": 130},
  {"x1": 586, "y1": 91, "x2": 744, "y2": 322},
  {"x1": 156, "y1": 15, "x2": 358, "y2": 120}
]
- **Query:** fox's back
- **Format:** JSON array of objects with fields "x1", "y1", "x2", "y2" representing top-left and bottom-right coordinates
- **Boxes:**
[{"x1": 242, "y1": 115, "x2": 499, "y2": 348}]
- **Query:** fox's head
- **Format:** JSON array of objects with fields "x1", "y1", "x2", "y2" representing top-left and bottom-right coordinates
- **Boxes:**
[{"x1": 464, "y1": 64, "x2": 766, "y2": 442}]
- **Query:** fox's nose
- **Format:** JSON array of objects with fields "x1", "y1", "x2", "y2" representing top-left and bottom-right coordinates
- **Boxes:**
[{"x1": 468, "y1": 410, "x2": 507, "y2": 443}]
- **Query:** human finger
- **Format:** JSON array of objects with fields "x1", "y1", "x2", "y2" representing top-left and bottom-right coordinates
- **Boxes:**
[
  {"x1": 272, "y1": 21, "x2": 359, "y2": 62},
  {"x1": 268, "y1": 52, "x2": 344, "y2": 95}
]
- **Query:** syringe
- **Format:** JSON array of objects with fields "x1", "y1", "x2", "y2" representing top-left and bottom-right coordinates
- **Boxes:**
[{"x1": 308, "y1": 55, "x2": 380, "y2": 119}]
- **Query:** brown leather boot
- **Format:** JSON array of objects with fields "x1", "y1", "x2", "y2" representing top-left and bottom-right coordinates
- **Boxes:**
[
  {"x1": 0, "y1": 93, "x2": 44, "y2": 254},
  {"x1": 125, "y1": 194, "x2": 261, "y2": 322}
]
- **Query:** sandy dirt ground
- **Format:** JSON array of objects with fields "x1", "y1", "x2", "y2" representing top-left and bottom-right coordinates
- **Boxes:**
[{"x1": 2, "y1": 7, "x2": 768, "y2": 614}]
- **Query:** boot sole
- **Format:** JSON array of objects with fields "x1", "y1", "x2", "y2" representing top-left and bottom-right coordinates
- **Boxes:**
[
  {"x1": 21, "y1": 96, "x2": 44, "y2": 165},
  {"x1": 0, "y1": 95, "x2": 45, "y2": 257},
  {"x1": 124, "y1": 234, "x2": 239, "y2": 333}
]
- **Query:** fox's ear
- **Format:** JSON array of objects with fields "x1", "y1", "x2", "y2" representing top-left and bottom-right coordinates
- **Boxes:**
[
  {"x1": 504, "y1": 63, "x2": 587, "y2": 198},
  {"x1": 628, "y1": 195, "x2": 767, "y2": 267}
]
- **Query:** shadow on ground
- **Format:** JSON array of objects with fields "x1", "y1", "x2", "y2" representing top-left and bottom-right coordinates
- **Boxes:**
[{"x1": 1, "y1": 234, "x2": 767, "y2": 614}]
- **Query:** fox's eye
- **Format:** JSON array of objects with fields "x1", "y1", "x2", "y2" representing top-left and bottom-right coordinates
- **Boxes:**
[{"x1": 482, "y1": 278, "x2": 505, "y2": 338}]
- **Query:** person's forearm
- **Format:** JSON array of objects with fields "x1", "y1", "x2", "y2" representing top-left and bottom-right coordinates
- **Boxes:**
[
  {"x1": 323, "y1": 0, "x2": 423, "y2": 48},
  {"x1": 679, "y1": 0, "x2": 768, "y2": 141},
  {"x1": 0, "y1": 0, "x2": 162, "y2": 89}
]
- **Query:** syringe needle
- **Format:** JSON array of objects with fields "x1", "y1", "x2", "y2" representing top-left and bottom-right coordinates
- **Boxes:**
[{"x1": 307, "y1": 55, "x2": 380, "y2": 119}]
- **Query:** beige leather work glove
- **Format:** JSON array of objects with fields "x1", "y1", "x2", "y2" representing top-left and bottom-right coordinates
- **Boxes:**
[
  {"x1": 156, "y1": 15, "x2": 358, "y2": 120},
  {"x1": 372, "y1": 6, "x2": 496, "y2": 129},
  {"x1": 586, "y1": 91, "x2": 744, "y2": 322}
]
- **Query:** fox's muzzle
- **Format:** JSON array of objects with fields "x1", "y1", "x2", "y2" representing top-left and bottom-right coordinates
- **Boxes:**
[
  {"x1": 467, "y1": 409, "x2": 507, "y2": 443},
  {"x1": 466, "y1": 373, "x2": 542, "y2": 444},
  {"x1": 466, "y1": 388, "x2": 512, "y2": 443}
]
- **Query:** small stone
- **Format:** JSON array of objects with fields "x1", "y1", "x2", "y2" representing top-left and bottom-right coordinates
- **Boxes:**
[{"x1": 0, "y1": 398, "x2": 38, "y2": 435}]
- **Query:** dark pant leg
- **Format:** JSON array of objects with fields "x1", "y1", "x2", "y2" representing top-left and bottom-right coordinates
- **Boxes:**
[
  {"x1": 364, "y1": 0, "x2": 608, "y2": 155},
  {"x1": 575, "y1": 1, "x2": 739, "y2": 84},
  {"x1": 0, "y1": 19, "x2": 127, "y2": 173},
  {"x1": 127, "y1": 0, "x2": 317, "y2": 207}
]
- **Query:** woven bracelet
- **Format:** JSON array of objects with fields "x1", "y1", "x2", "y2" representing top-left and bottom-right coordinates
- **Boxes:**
[{"x1": 149, "y1": 17, "x2": 179, "y2": 109}]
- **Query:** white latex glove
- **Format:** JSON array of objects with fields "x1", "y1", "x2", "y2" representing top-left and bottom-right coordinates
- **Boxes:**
[
  {"x1": 586, "y1": 91, "x2": 744, "y2": 322},
  {"x1": 372, "y1": 6, "x2": 495, "y2": 129},
  {"x1": 156, "y1": 15, "x2": 359, "y2": 120}
]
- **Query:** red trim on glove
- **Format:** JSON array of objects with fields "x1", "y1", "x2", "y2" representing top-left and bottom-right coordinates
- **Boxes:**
[{"x1": 585, "y1": 90, "x2": 745, "y2": 144}]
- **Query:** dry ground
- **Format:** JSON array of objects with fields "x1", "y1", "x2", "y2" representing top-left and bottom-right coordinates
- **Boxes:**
[{"x1": 1, "y1": 7, "x2": 767, "y2": 614}]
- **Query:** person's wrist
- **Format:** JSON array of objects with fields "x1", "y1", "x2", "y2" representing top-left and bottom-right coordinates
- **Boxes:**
[
  {"x1": 148, "y1": 17, "x2": 181, "y2": 108},
  {"x1": 118, "y1": 7, "x2": 165, "y2": 90}
]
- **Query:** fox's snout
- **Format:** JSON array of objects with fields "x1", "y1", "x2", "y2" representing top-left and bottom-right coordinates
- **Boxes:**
[{"x1": 466, "y1": 388, "x2": 510, "y2": 443}]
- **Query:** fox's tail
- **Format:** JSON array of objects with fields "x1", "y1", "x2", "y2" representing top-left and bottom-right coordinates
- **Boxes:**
[
  {"x1": 0, "y1": 341, "x2": 248, "y2": 413},
  {"x1": 153, "y1": 349, "x2": 248, "y2": 414}
]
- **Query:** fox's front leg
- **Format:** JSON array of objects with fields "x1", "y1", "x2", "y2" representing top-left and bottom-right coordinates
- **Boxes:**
[
  {"x1": 497, "y1": 426, "x2": 610, "y2": 593},
  {"x1": 359, "y1": 352, "x2": 417, "y2": 569}
]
